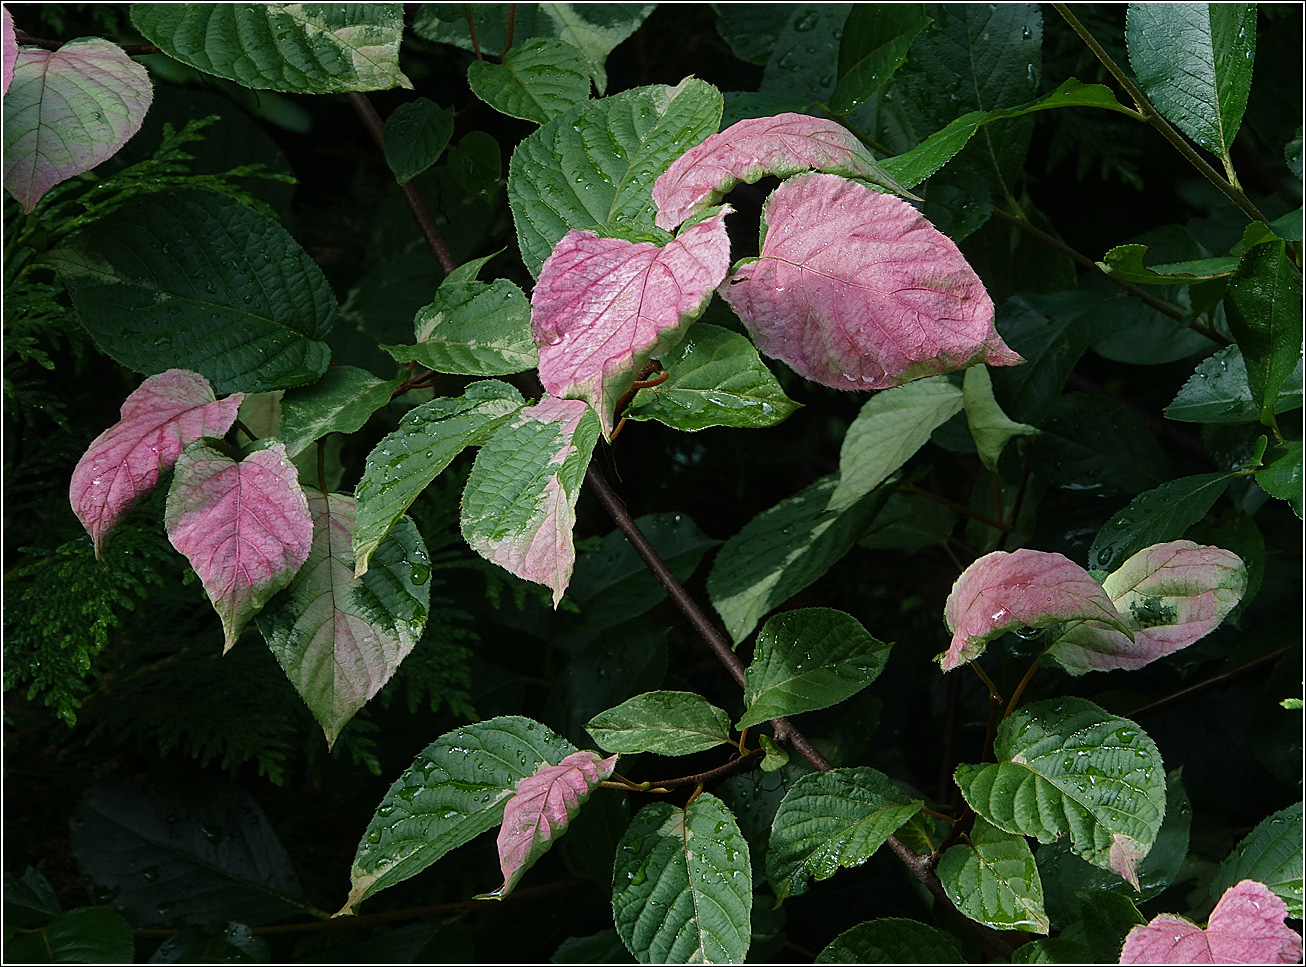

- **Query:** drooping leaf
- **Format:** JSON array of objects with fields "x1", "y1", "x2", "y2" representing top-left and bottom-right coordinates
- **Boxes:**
[
  {"x1": 954, "y1": 698, "x2": 1166, "y2": 889},
  {"x1": 461, "y1": 396, "x2": 600, "y2": 605},
  {"x1": 766, "y1": 768, "x2": 922, "y2": 902},
  {"x1": 131, "y1": 3, "x2": 412, "y2": 93},
  {"x1": 1210, "y1": 803, "x2": 1304, "y2": 918},
  {"x1": 468, "y1": 39, "x2": 591, "y2": 124},
  {"x1": 1165, "y1": 346, "x2": 1303, "y2": 425},
  {"x1": 829, "y1": 5, "x2": 932, "y2": 116},
  {"x1": 446, "y1": 130, "x2": 501, "y2": 205},
  {"x1": 1088, "y1": 473, "x2": 1235, "y2": 572},
  {"x1": 739, "y1": 609, "x2": 892, "y2": 728},
  {"x1": 69, "y1": 370, "x2": 242, "y2": 557},
  {"x1": 719, "y1": 173, "x2": 1020, "y2": 391},
  {"x1": 489, "y1": 750, "x2": 617, "y2": 898},
  {"x1": 1, "y1": 7, "x2": 14, "y2": 97},
  {"x1": 382, "y1": 97, "x2": 454, "y2": 184},
  {"x1": 652, "y1": 113, "x2": 907, "y2": 232},
  {"x1": 351, "y1": 380, "x2": 523, "y2": 577},
  {"x1": 278, "y1": 366, "x2": 402, "y2": 459},
  {"x1": 341, "y1": 717, "x2": 576, "y2": 913},
  {"x1": 2, "y1": 38, "x2": 152, "y2": 211},
  {"x1": 1098, "y1": 244, "x2": 1239, "y2": 285},
  {"x1": 1257, "y1": 442, "x2": 1304, "y2": 517},
  {"x1": 707, "y1": 473, "x2": 895, "y2": 644},
  {"x1": 937, "y1": 817, "x2": 1049, "y2": 934},
  {"x1": 48, "y1": 189, "x2": 336, "y2": 394},
  {"x1": 531, "y1": 210, "x2": 731, "y2": 439},
  {"x1": 165, "y1": 440, "x2": 313, "y2": 651},
  {"x1": 1125, "y1": 3, "x2": 1256, "y2": 162},
  {"x1": 385, "y1": 278, "x2": 537, "y2": 377},
  {"x1": 256, "y1": 492, "x2": 429, "y2": 749},
  {"x1": 1224, "y1": 239, "x2": 1304, "y2": 422},
  {"x1": 816, "y1": 918, "x2": 963, "y2": 964},
  {"x1": 508, "y1": 77, "x2": 723, "y2": 276},
  {"x1": 623, "y1": 323, "x2": 800, "y2": 432},
  {"x1": 611, "y1": 793, "x2": 752, "y2": 963},
  {"x1": 939, "y1": 548, "x2": 1129, "y2": 672},
  {"x1": 585, "y1": 691, "x2": 733, "y2": 756},
  {"x1": 1047, "y1": 541, "x2": 1246, "y2": 676},
  {"x1": 829, "y1": 376, "x2": 963, "y2": 512},
  {"x1": 3, "y1": 907, "x2": 134, "y2": 964},
  {"x1": 962, "y1": 365, "x2": 1039, "y2": 472},
  {"x1": 758, "y1": 735, "x2": 789, "y2": 773},
  {"x1": 1120, "y1": 880, "x2": 1302, "y2": 965}
]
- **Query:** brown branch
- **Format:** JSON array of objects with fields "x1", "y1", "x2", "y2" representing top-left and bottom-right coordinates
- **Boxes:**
[
  {"x1": 604, "y1": 749, "x2": 765, "y2": 792},
  {"x1": 464, "y1": 5, "x2": 483, "y2": 59},
  {"x1": 1126, "y1": 646, "x2": 1290, "y2": 720},
  {"x1": 498, "y1": 4, "x2": 517, "y2": 61}
]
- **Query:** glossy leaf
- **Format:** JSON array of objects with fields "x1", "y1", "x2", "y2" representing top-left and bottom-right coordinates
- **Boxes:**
[
  {"x1": 939, "y1": 548, "x2": 1129, "y2": 672},
  {"x1": 342, "y1": 716, "x2": 576, "y2": 913},
  {"x1": 1098, "y1": 244, "x2": 1239, "y2": 285},
  {"x1": 937, "y1": 817, "x2": 1048, "y2": 934},
  {"x1": 165, "y1": 440, "x2": 312, "y2": 651},
  {"x1": 49, "y1": 189, "x2": 335, "y2": 394},
  {"x1": 954, "y1": 698, "x2": 1166, "y2": 889},
  {"x1": 1125, "y1": 4, "x2": 1256, "y2": 160},
  {"x1": 1047, "y1": 541, "x2": 1247, "y2": 676},
  {"x1": 352, "y1": 380, "x2": 523, "y2": 577},
  {"x1": 1210, "y1": 802, "x2": 1303, "y2": 918},
  {"x1": 468, "y1": 39, "x2": 590, "y2": 124},
  {"x1": 490, "y1": 750, "x2": 617, "y2": 898},
  {"x1": 69, "y1": 370, "x2": 242, "y2": 557},
  {"x1": 461, "y1": 397, "x2": 600, "y2": 605},
  {"x1": 1081, "y1": 892, "x2": 1148, "y2": 963},
  {"x1": 148, "y1": 922, "x2": 267, "y2": 964},
  {"x1": 719, "y1": 173, "x2": 1020, "y2": 391},
  {"x1": 447, "y1": 131, "x2": 501, "y2": 205},
  {"x1": 1088, "y1": 473, "x2": 1235, "y2": 572},
  {"x1": 385, "y1": 278, "x2": 537, "y2": 377},
  {"x1": 816, "y1": 918, "x2": 962, "y2": 964},
  {"x1": 382, "y1": 97, "x2": 453, "y2": 184},
  {"x1": 1029, "y1": 393, "x2": 1172, "y2": 497},
  {"x1": 508, "y1": 77, "x2": 722, "y2": 276},
  {"x1": 2, "y1": 39, "x2": 152, "y2": 211},
  {"x1": 585, "y1": 691, "x2": 733, "y2": 756},
  {"x1": 3, "y1": 907, "x2": 134, "y2": 964},
  {"x1": 1165, "y1": 346, "x2": 1303, "y2": 424},
  {"x1": 1258, "y1": 442, "x2": 1303, "y2": 517},
  {"x1": 1120, "y1": 879, "x2": 1302, "y2": 965},
  {"x1": 611, "y1": 793, "x2": 752, "y2": 963},
  {"x1": 652, "y1": 112, "x2": 907, "y2": 232},
  {"x1": 1225, "y1": 239, "x2": 1304, "y2": 420},
  {"x1": 766, "y1": 768, "x2": 921, "y2": 901},
  {"x1": 830, "y1": 5, "x2": 931, "y2": 116},
  {"x1": 278, "y1": 366, "x2": 402, "y2": 459},
  {"x1": 624, "y1": 323, "x2": 800, "y2": 432},
  {"x1": 759, "y1": 4, "x2": 848, "y2": 102},
  {"x1": 708, "y1": 473, "x2": 894, "y2": 644},
  {"x1": 739, "y1": 609, "x2": 892, "y2": 729},
  {"x1": 131, "y1": 3, "x2": 411, "y2": 93},
  {"x1": 531, "y1": 210, "x2": 731, "y2": 438},
  {"x1": 963, "y1": 365, "x2": 1038, "y2": 472},
  {"x1": 256, "y1": 492, "x2": 429, "y2": 748}
]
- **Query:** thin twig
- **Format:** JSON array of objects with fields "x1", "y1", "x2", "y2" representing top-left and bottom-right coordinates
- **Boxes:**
[
  {"x1": 464, "y1": 6, "x2": 483, "y2": 59},
  {"x1": 899, "y1": 483, "x2": 1011, "y2": 534},
  {"x1": 1004, "y1": 659, "x2": 1041, "y2": 720},
  {"x1": 1126, "y1": 646, "x2": 1290, "y2": 720},
  {"x1": 498, "y1": 4, "x2": 517, "y2": 60},
  {"x1": 601, "y1": 750, "x2": 764, "y2": 792}
]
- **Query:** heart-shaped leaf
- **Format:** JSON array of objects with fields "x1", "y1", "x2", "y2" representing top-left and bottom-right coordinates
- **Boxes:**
[
  {"x1": 937, "y1": 817, "x2": 1048, "y2": 933},
  {"x1": 1120, "y1": 880, "x2": 1302, "y2": 965},
  {"x1": 165, "y1": 440, "x2": 313, "y2": 651},
  {"x1": 816, "y1": 918, "x2": 962, "y2": 964},
  {"x1": 719, "y1": 173, "x2": 1020, "y2": 391},
  {"x1": 1210, "y1": 803, "x2": 1304, "y2": 918},
  {"x1": 381, "y1": 97, "x2": 453, "y2": 184},
  {"x1": 69, "y1": 370, "x2": 242, "y2": 557},
  {"x1": 467, "y1": 38, "x2": 591, "y2": 124},
  {"x1": 585, "y1": 691, "x2": 733, "y2": 756}
]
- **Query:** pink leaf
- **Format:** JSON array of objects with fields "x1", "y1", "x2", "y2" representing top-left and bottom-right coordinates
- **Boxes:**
[
  {"x1": 490, "y1": 750, "x2": 618, "y2": 898},
  {"x1": 165, "y1": 440, "x2": 313, "y2": 652},
  {"x1": 531, "y1": 209, "x2": 732, "y2": 439},
  {"x1": 652, "y1": 112, "x2": 907, "y2": 232},
  {"x1": 1048, "y1": 541, "x2": 1247, "y2": 675},
  {"x1": 940, "y1": 548, "x2": 1129, "y2": 672},
  {"x1": 69, "y1": 369, "x2": 243, "y2": 557},
  {"x1": 718, "y1": 173, "x2": 1021, "y2": 390},
  {"x1": 3, "y1": 38, "x2": 152, "y2": 211},
  {"x1": 1120, "y1": 880, "x2": 1303, "y2": 964},
  {"x1": 2, "y1": 7, "x2": 16, "y2": 98}
]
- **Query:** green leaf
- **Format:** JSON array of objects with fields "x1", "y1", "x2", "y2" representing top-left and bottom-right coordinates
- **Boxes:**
[
  {"x1": 1225, "y1": 239, "x2": 1304, "y2": 422},
  {"x1": 612, "y1": 793, "x2": 752, "y2": 963},
  {"x1": 712, "y1": 5, "x2": 793, "y2": 66},
  {"x1": 1087, "y1": 472, "x2": 1235, "y2": 572},
  {"x1": 553, "y1": 929, "x2": 636, "y2": 964},
  {"x1": 468, "y1": 39, "x2": 591, "y2": 124},
  {"x1": 766, "y1": 768, "x2": 922, "y2": 902},
  {"x1": 585, "y1": 691, "x2": 733, "y2": 756},
  {"x1": 816, "y1": 918, "x2": 962, "y2": 963},
  {"x1": 384, "y1": 279, "x2": 537, "y2": 377},
  {"x1": 352, "y1": 381, "x2": 524, "y2": 577},
  {"x1": 146, "y1": 922, "x2": 268, "y2": 964},
  {"x1": 829, "y1": 376, "x2": 964, "y2": 513},
  {"x1": 954, "y1": 699, "x2": 1166, "y2": 888},
  {"x1": 3, "y1": 907, "x2": 134, "y2": 964},
  {"x1": 279, "y1": 366, "x2": 402, "y2": 459},
  {"x1": 1210, "y1": 801, "x2": 1304, "y2": 918},
  {"x1": 830, "y1": 5, "x2": 931, "y2": 116},
  {"x1": 4, "y1": 868, "x2": 61, "y2": 928},
  {"x1": 1257, "y1": 441, "x2": 1303, "y2": 517},
  {"x1": 624, "y1": 324, "x2": 800, "y2": 431},
  {"x1": 707, "y1": 473, "x2": 895, "y2": 644},
  {"x1": 858, "y1": 492, "x2": 958, "y2": 554},
  {"x1": 1009, "y1": 938, "x2": 1093, "y2": 964},
  {"x1": 342, "y1": 716, "x2": 576, "y2": 912},
  {"x1": 963, "y1": 365, "x2": 1039, "y2": 472},
  {"x1": 1097, "y1": 244, "x2": 1239, "y2": 285},
  {"x1": 382, "y1": 97, "x2": 454, "y2": 184},
  {"x1": 131, "y1": 3, "x2": 412, "y2": 93},
  {"x1": 447, "y1": 131, "x2": 502, "y2": 206},
  {"x1": 1077, "y1": 891, "x2": 1145, "y2": 965},
  {"x1": 508, "y1": 78, "x2": 723, "y2": 276},
  {"x1": 1165, "y1": 345, "x2": 1304, "y2": 424},
  {"x1": 48, "y1": 189, "x2": 335, "y2": 394},
  {"x1": 1125, "y1": 3, "x2": 1256, "y2": 160},
  {"x1": 758, "y1": 735, "x2": 789, "y2": 773},
  {"x1": 760, "y1": 4, "x2": 850, "y2": 102},
  {"x1": 1028, "y1": 393, "x2": 1173, "y2": 497},
  {"x1": 937, "y1": 817, "x2": 1049, "y2": 933},
  {"x1": 739, "y1": 609, "x2": 892, "y2": 729}
]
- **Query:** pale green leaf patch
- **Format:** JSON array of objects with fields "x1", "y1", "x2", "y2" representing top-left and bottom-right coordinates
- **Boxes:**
[
  {"x1": 586, "y1": 691, "x2": 734, "y2": 756},
  {"x1": 937, "y1": 817, "x2": 1049, "y2": 933}
]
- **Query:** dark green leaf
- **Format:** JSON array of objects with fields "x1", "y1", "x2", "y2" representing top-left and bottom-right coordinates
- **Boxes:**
[
  {"x1": 279, "y1": 366, "x2": 402, "y2": 459},
  {"x1": 586, "y1": 691, "x2": 733, "y2": 756},
  {"x1": 5, "y1": 907, "x2": 134, "y2": 964},
  {"x1": 1077, "y1": 891, "x2": 1145, "y2": 965},
  {"x1": 552, "y1": 929, "x2": 635, "y2": 964},
  {"x1": 547, "y1": 623, "x2": 668, "y2": 748},
  {"x1": 937, "y1": 817, "x2": 1048, "y2": 933},
  {"x1": 760, "y1": 5, "x2": 850, "y2": 102},
  {"x1": 1257, "y1": 442, "x2": 1303, "y2": 517},
  {"x1": 1088, "y1": 472, "x2": 1235, "y2": 571},
  {"x1": 1087, "y1": 291, "x2": 1216, "y2": 365},
  {"x1": 829, "y1": 5, "x2": 930, "y2": 115},
  {"x1": 1009, "y1": 938, "x2": 1093, "y2": 964},
  {"x1": 1098, "y1": 244, "x2": 1239, "y2": 285},
  {"x1": 816, "y1": 917, "x2": 962, "y2": 963},
  {"x1": 384, "y1": 279, "x2": 537, "y2": 377},
  {"x1": 712, "y1": 4, "x2": 794, "y2": 66},
  {"x1": 468, "y1": 39, "x2": 591, "y2": 124},
  {"x1": 1166, "y1": 345, "x2": 1304, "y2": 424},
  {"x1": 858, "y1": 493, "x2": 957, "y2": 554},
  {"x1": 447, "y1": 132, "x2": 502, "y2": 206},
  {"x1": 4, "y1": 868, "x2": 61, "y2": 929},
  {"x1": 1225, "y1": 239, "x2": 1304, "y2": 421},
  {"x1": 382, "y1": 98, "x2": 454, "y2": 184},
  {"x1": 1028, "y1": 393, "x2": 1172, "y2": 497},
  {"x1": 1209, "y1": 801, "x2": 1303, "y2": 917},
  {"x1": 149, "y1": 922, "x2": 268, "y2": 963}
]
